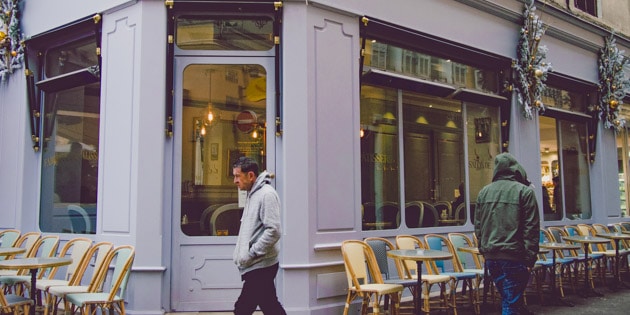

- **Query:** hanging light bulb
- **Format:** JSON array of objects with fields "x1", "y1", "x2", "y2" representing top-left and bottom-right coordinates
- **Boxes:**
[
  {"x1": 207, "y1": 109, "x2": 214, "y2": 123},
  {"x1": 200, "y1": 126, "x2": 206, "y2": 136},
  {"x1": 251, "y1": 129, "x2": 259, "y2": 139}
]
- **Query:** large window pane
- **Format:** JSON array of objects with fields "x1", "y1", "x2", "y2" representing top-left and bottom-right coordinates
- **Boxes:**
[
  {"x1": 181, "y1": 64, "x2": 267, "y2": 236},
  {"x1": 40, "y1": 82, "x2": 100, "y2": 234},
  {"x1": 360, "y1": 85, "x2": 400, "y2": 230},
  {"x1": 539, "y1": 115, "x2": 591, "y2": 221}
]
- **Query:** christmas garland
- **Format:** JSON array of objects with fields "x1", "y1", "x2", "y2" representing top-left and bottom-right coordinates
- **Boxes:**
[
  {"x1": 596, "y1": 32, "x2": 630, "y2": 130},
  {"x1": 0, "y1": 0, "x2": 24, "y2": 82},
  {"x1": 512, "y1": 0, "x2": 552, "y2": 119}
]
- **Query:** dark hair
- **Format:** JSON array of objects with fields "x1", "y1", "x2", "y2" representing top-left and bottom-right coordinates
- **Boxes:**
[{"x1": 232, "y1": 156, "x2": 259, "y2": 176}]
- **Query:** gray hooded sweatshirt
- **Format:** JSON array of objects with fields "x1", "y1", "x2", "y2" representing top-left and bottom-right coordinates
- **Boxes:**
[{"x1": 233, "y1": 171, "x2": 282, "y2": 275}]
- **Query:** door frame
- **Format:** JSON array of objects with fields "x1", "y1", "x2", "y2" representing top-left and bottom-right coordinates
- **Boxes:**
[{"x1": 170, "y1": 56, "x2": 276, "y2": 311}]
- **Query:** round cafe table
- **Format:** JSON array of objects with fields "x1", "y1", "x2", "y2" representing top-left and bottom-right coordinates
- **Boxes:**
[
  {"x1": 539, "y1": 242, "x2": 580, "y2": 306},
  {"x1": 0, "y1": 257, "x2": 72, "y2": 315},
  {"x1": 595, "y1": 232, "x2": 630, "y2": 290},
  {"x1": 387, "y1": 249, "x2": 452, "y2": 315},
  {"x1": 562, "y1": 235, "x2": 610, "y2": 297}
]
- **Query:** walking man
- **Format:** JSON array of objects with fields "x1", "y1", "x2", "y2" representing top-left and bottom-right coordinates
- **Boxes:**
[
  {"x1": 475, "y1": 153, "x2": 540, "y2": 315},
  {"x1": 232, "y1": 156, "x2": 287, "y2": 315}
]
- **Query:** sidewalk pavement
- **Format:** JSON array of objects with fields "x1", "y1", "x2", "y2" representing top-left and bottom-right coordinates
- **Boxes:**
[{"x1": 427, "y1": 282, "x2": 630, "y2": 315}]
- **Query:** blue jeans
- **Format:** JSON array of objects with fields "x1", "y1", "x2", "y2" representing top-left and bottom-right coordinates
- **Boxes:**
[{"x1": 485, "y1": 259, "x2": 530, "y2": 315}]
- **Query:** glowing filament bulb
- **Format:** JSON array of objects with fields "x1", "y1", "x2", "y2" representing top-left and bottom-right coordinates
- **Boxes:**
[
  {"x1": 207, "y1": 111, "x2": 214, "y2": 122},
  {"x1": 200, "y1": 126, "x2": 206, "y2": 136}
]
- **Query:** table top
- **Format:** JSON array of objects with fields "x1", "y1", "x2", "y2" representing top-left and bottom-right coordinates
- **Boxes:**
[
  {"x1": 0, "y1": 257, "x2": 72, "y2": 270},
  {"x1": 539, "y1": 242, "x2": 581, "y2": 250},
  {"x1": 0, "y1": 247, "x2": 26, "y2": 257},
  {"x1": 596, "y1": 232, "x2": 630, "y2": 240},
  {"x1": 387, "y1": 249, "x2": 452, "y2": 261},
  {"x1": 562, "y1": 235, "x2": 610, "y2": 244}
]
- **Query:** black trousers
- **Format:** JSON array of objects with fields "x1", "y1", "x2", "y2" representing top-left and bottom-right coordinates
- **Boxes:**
[{"x1": 234, "y1": 263, "x2": 287, "y2": 315}]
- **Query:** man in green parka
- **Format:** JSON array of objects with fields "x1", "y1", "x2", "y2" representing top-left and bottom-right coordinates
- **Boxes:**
[{"x1": 475, "y1": 153, "x2": 540, "y2": 315}]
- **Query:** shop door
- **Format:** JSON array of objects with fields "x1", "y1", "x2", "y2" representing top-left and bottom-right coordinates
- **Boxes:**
[{"x1": 171, "y1": 57, "x2": 275, "y2": 311}]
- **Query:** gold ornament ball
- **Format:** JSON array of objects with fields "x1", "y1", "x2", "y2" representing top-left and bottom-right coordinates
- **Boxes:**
[
  {"x1": 0, "y1": 31, "x2": 6, "y2": 41},
  {"x1": 11, "y1": 51, "x2": 16, "y2": 57},
  {"x1": 535, "y1": 36, "x2": 541, "y2": 41},
  {"x1": 534, "y1": 100, "x2": 542, "y2": 107},
  {"x1": 610, "y1": 99, "x2": 619, "y2": 109},
  {"x1": 534, "y1": 69, "x2": 544, "y2": 77}
]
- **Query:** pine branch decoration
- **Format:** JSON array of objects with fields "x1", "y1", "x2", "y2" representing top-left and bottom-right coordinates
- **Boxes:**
[
  {"x1": 512, "y1": 0, "x2": 552, "y2": 119},
  {"x1": 597, "y1": 32, "x2": 630, "y2": 130},
  {"x1": 0, "y1": 0, "x2": 24, "y2": 82}
]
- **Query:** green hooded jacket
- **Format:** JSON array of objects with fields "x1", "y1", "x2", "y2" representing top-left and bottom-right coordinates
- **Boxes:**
[{"x1": 474, "y1": 153, "x2": 540, "y2": 267}]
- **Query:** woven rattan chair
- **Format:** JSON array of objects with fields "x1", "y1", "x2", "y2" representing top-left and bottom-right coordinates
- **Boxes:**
[{"x1": 340, "y1": 240, "x2": 402, "y2": 315}]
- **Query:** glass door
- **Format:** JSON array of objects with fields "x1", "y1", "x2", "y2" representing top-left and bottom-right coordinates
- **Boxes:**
[{"x1": 171, "y1": 57, "x2": 275, "y2": 311}]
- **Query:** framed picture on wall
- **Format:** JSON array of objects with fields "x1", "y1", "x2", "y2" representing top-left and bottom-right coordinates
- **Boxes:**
[
  {"x1": 227, "y1": 149, "x2": 244, "y2": 177},
  {"x1": 210, "y1": 143, "x2": 219, "y2": 160}
]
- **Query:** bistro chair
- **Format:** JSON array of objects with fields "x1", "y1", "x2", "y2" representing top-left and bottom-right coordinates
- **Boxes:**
[
  {"x1": 394, "y1": 235, "x2": 456, "y2": 314},
  {"x1": 564, "y1": 225, "x2": 605, "y2": 288},
  {"x1": 28, "y1": 238, "x2": 93, "y2": 313},
  {"x1": 364, "y1": 237, "x2": 417, "y2": 312},
  {"x1": 424, "y1": 234, "x2": 481, "y2": 314},
  {"x1": 46, "y1": 242, "x2": 114, "y2": 315},
  {"x1": 67, "y1": 205, "x2": 92, "y2": 234},
  {"x1": 453, "y1": 203, "x2": 467, "y2": 225},
  {"x1": 0, "y1": 232, "x2": 41, "y2": 263},
  {"x1": 0, "y1": 235, "x2": 60, "y2": 296},
  {"x1": 65, "y1": 245, "x2": 135, "y2": 315},
  {"x1": 592, "y1": 223, "x2": 630, "y2": 274},
  {"x1": 340, "y1": 240, "x2": 402, "y2": 315},
  {"x1": 0, "y1": 230, "x2": 21, "y2": 249},
  {"x1": 535, "y1": 229, "x2": 574, "y2": 298},
  {"x1": 577, "y1": 224, "x2": 615, "y2": 283},
  {"x1": 0, "y1": 285, "x2": 33, "y2": 315}
]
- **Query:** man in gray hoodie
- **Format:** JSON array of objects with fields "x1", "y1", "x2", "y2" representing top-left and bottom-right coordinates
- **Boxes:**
[{"x1": 232, "y1": 156, "x2": 286, "y2": 315}]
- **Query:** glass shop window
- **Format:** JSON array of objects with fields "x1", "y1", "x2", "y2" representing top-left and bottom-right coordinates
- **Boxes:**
[
  {"x1": 176, "y1": 16, "x2": 274, "y2": 51},
  {"x1": 360, "y1": 39, "x2": 503, "y2": 230},
  {"x1": 540, "y1": 114, "x2": 592, "y2": 221},
  {"x1": 360, "y1": 85, "x2": 401, "y2": 230},
  {"x1": 617, "y1": 103, "x2": 630, "y2": 218},
  {"x1": 38, "y1": 37, "x2": 101, "y2": 234}
]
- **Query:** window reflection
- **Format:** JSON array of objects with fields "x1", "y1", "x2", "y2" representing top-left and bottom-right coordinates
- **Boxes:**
[
  {"x1": 181, "y1": 64, "x2": 266, "y2": 236},
  {"x1": 176, "y1": 16, "x2": 274, "y2": 51}
]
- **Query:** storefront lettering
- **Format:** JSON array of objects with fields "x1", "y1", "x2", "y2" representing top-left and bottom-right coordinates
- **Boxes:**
[
  {"x1": 469, "y1": 158, "x2": 492, "y2": 170},
  {"x1": 362, "y1": 153, "x2": 398, "y2": 171}
]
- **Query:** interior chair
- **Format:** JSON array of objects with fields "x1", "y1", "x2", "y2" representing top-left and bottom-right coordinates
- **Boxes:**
[
  {"x1": 67, "y1": 205, "x2": 92, "y2": 234},
  {"x1": 65, "y1": 245, "x2": 135, "y2": 315},
  {"x1": 453, "y1": 203, "x2": 467, "y2": 225},
  {"x1": 364, "y1": 237, "x2": 417, "y2": 312},
  {"x1": 394, "y1": 235, "x2": 456, "y2": 314},
  {"x1": 375, "y1": 202, "x2": 400, "y2": 230},
  {"x1": 210, "y1": 203, "x2": 244, "y2": 236},
  {"x1": 404, "y1": 202, "x2": 423, "y2": 229},
  {"x1": 46, "y1": 242, "x2": 114, "y2": 315},
  {"x1": 0, "y1": 286, "x2": 33, "y2": 315},
  {"x1": 424, "y1": 234, "x2": 480, "y2": 314},
  {"x1": 433, "y1": 201, "x2": 452, "y2": 219},
  {"x1": 340, "y1": 240, "x2": 402, "y2": 315},
  {"x1": 0, "y1": 235, "x2": 60, "y2": 296},
  {"x1": 199, "y1": 204, "x2": 223, "y2": 235},
  {"x1": 420, "y1": 202, "x2": 439, "y2": 227},
  {"x1": 361, "y1": 202, "x2": 377, "y2": 230}
]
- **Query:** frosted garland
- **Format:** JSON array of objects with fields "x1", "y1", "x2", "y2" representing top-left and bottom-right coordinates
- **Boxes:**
[
  {"x1": 512, "y1": 0, "x2": 552, "y2": 119},
  {"x1": 597, "y1": 32, "x2": 630, "y2": 130},
  {"x1": 0, "y1": 0, "x2": 24, "y2": 82}
]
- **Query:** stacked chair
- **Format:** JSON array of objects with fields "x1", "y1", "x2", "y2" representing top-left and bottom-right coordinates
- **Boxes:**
[
  {"x1": 0, "y1": 235, "x2": 60, "y2": 295},
  {"x1": 340, "y1": 240, "x2": 403, "y2": 315},
  {"x1": 424, "y1": 234, "x2": 481, "y2": 314},
  {"x1": 395, "y1": 235, "x2": 456, "y2": 314},
  {"x1": 364, "y1": 237, "x2": 418, "y2": 313}
]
